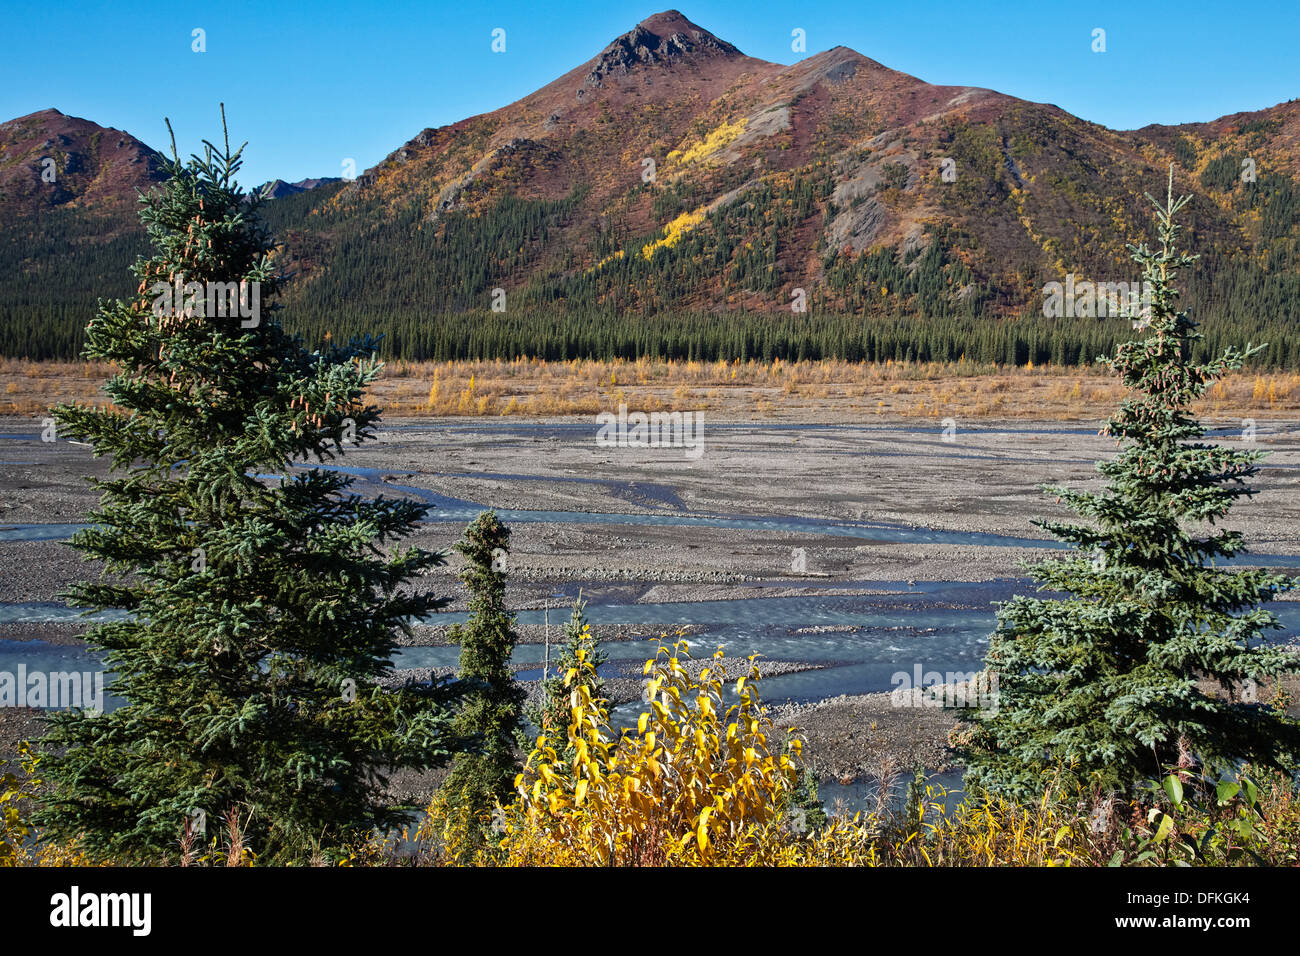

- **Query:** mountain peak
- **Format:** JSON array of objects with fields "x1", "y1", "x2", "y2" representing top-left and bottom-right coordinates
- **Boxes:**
[
  {"x1": 584, "y1": 10, "x2": 742, "y2": 88},
  {"x1": 253, "y1": 176, "x2": 343, "y2": 200},
  {"x1": 0, "y1": 107, "x2": 164, "y2": 219},
  {"x1": 633, "y1": 9, "x2": 718, "y2": 38}
]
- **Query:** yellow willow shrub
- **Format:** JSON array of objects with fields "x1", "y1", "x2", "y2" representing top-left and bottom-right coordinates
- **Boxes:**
[
  {"x1": 727, "y1": 783, "x2": 1095, "y2": 868},
  {"x1": 497, "y1": 641, "x2": 804, "y2": 866},
  {"x1": 736, "y1": 815, "x2": 881, "y2": 866},
  {"x1": 1, "y1": 743, "x2": 95, "y2": 867},
  {"x1": 862, "y1": 770, "x2": 1300, "y2": 867},
  {"x1": 413, "y1": 787, "x2": 492, "y2": 866},
  {"x1": 879, "y1": 780, "x2": 1087, "y2": 867}
]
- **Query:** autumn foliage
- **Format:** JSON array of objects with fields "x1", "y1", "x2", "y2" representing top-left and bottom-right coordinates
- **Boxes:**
[{"x1": 479, "y1": 642, "x2": 805, "y2": 865}]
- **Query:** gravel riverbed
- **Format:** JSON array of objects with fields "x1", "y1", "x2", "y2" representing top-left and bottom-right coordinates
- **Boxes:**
[{"x1": 4, "y1": 414, "x2": 1298, "y2": 792}]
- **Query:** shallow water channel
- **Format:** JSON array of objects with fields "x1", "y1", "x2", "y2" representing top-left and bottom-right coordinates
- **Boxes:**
[{"x1": 4, "y1": 582, "x2": 1297, "y2": 717}]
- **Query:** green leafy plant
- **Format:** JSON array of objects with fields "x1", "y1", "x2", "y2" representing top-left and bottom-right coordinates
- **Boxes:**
[{"x1": 1113, "y1": 770, "x2": 1273, "y2": 866}]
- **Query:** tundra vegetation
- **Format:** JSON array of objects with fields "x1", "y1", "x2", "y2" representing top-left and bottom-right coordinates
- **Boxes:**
[{"x1": 6, "y1": 165, "x2": 1299, "y2": 367}]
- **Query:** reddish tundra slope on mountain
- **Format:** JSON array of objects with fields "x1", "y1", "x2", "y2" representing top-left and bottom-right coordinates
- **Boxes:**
[
  {"x1": 0, "y1": 108, "x2": 164, "y2": 219},
  {"x1": 1, "y1": 10, "x2": 1297, "y2": 360}
]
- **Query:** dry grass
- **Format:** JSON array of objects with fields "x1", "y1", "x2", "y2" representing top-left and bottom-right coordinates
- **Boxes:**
[
  {"x1": 3, "y1": 355, "x2": 1298, "y2": 422},
  {"x1": 0, "y1": 358, "x2": 119, "y2": 415}
]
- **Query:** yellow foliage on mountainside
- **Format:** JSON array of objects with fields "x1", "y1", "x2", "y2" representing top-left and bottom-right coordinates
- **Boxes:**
[
  {"x1": 641, "y1": 207, "x2": 707, "y2": 260},
  {"x1": 668, "y1": 118, "x2": 748, "y2": 166}
]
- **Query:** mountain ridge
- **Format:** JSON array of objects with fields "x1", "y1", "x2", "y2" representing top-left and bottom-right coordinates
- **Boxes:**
[
  {"x1": 0, "y1": 107, "x2": 165, "y2": 218},
  {"x1": 2, "y1": 10, "x2": 1297, "y2": 362}
]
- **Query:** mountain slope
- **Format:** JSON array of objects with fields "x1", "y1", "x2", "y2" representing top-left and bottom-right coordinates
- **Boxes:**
[
  {"x1": 0, "y1": 108, "x2": 165, "y2": 218},
  {"x1": 0, "y1": 110, "x2": 169, "y2": 358},
  {"x1": 0, "y1": 111, "x2": 336, "y2": 358},
  {"x1": 4, "y1": 11, "x2": 1299, "y2": 364},
  {"x1": 253, "y1": 177, "x2": 344, "y2": 200},
  {"x1": 261, "y1": 10, "x2": 1296, "y2": 355}
]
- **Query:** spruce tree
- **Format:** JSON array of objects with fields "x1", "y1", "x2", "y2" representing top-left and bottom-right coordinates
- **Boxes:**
[
  {"x1": 441, "y1": 511, "x2": 525, "y2": 829},
  {"x1": 530, "y1": 594, "x2": 606, "y2": 741},
  {"x1": 966, "y1": 170, "x2": 1300, "y2": 797},
  {"x1": 36, "y1": 110, "x2": 454, "y2": 863}
]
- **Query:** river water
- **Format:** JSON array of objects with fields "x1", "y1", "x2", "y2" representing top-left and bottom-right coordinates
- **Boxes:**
[{"x1": 4, "y1": 582, "x2": 1297, "y2": 716}]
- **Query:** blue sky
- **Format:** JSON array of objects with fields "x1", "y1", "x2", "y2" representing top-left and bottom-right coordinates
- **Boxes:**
[{"x1": 3, "y1": 1, "x2": 1297, "y2": 187}]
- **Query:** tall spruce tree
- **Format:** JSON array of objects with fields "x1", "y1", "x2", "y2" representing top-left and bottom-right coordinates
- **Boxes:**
[
  {"x1": 530, "y1": 594, "x2": 606, "y2": 742},
  {"x1": 36, "y1": 110, "x2": 455, "y2": 863},
  {"x1": 441, "y1": 511, "x2": 525, "y2": 829},
  {"x1": 533, "y1": 598, "x2": 603, "y2": 733},
  {"x1": 966, "y1": 170, "x2": 1300, "y2": 797}
]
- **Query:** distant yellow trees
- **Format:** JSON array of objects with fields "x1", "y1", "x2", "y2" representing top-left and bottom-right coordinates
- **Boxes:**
[
  {"x1": 668, "y1": 118, "x2": 748, "y2": 166},
  {"x1": 641, "y1": 208, "x2": 707, "y2": 260}
]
